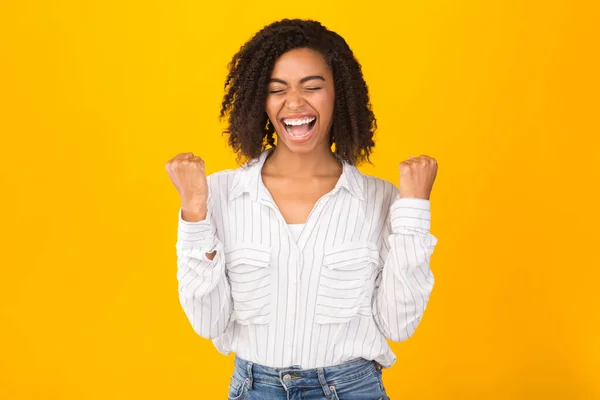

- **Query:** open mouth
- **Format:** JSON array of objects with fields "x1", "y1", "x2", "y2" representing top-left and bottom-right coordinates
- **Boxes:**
[{"x1": 281, "y1": 116, "x2": 317, "y2": 139}]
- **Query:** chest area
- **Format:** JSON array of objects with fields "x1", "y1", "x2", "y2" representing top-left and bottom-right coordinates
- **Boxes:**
[{"x1": 261, "y1": 176, "x2": 338, "y2": 224}]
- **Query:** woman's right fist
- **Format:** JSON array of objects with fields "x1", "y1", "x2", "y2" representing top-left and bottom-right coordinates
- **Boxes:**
[{"x1": 165, "y1": 152, "x2": 208, "y2": 213}]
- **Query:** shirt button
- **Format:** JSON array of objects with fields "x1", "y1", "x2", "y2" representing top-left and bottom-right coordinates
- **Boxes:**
[{"x1": 283, "y1": 374, "x2": 292, "y2": 383}]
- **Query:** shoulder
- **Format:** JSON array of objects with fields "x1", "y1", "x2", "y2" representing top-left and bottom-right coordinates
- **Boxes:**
[
  {"x1": 206, "y1": 168, "x2": 238, "y2": 186},
  {"x1": 205, "y1": 167, "x2": 243, "y2": 201},
  {"x1": 357, "y1": 172, "x2": 399, "y2": 205},
  {"x1": 206, "y1": 157, "x2": 259, "y2": 196}
]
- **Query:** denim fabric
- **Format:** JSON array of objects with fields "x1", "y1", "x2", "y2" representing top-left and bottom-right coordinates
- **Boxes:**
[{"x1": 227, "y1": 355, "x2": 390, "y2": 400}]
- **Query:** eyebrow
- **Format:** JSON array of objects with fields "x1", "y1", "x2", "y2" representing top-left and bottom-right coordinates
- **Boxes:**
[{"x1": 268, "y1": 75, "x2": 326, "y2": 85}]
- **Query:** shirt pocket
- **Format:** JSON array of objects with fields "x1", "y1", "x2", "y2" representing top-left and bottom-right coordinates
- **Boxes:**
[
  {"x1": 225, "y1": 243, "x2": 273, "y2": 326},
  {"x1": 315, "y1": 241, "x2": 380, "y2": 325}
]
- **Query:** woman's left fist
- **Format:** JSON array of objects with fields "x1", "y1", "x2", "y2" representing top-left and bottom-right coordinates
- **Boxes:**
[{"x1": 398, "y1": 155, "x2": 438, "y2": 200}]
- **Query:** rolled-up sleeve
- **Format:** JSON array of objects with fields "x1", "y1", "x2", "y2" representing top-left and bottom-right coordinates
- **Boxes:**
[
  {"x1": 372, "y1": 196, "x2": 438, "y2": 342},
  {"x1": 176, "y1": 196, "x2": 232, "y2": 339}
]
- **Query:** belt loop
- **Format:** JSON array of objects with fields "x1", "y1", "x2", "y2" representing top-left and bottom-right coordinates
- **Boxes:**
[
  {"x1": 246, "y1": 361, "x2": 254, "y2": 390},
  {"x1": 317, "y1": 367, "x2": 333, "y2": 397}
]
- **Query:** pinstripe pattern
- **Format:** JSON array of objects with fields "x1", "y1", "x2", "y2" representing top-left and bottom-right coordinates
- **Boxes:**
[{"x1": 175, "y1": 148, "x2": 438, "y2": 368}]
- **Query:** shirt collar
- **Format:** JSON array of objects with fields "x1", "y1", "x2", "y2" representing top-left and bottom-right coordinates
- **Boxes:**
[{"x1": 229, "y1": 148, "x2": 365, "y2": 202}]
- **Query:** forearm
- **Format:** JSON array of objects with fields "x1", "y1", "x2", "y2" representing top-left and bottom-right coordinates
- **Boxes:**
[
  {"x1": 373, "y1": 197, "x2": 438, "y2": 342},
  {"x1": 180, "y1": 206, "x2": 216, "y2": 260},
  {"x1": 176, "y1": 208, "x2": 232, "y2": 339},
  {"x1": 181, "y1": 203, "x2": 207, "y2": 223}
]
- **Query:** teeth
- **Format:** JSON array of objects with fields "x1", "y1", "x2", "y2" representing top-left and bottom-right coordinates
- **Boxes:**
[{"x1": 282, "y1": 117, "x2": 316, "y2": 126}]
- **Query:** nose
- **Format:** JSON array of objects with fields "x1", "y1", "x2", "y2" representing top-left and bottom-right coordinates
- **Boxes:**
[{"x1": 285, "y1": 89, "x2": 305, "y2": 111}]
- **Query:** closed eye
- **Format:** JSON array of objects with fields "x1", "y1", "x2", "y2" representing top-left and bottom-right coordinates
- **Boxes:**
[{"x1": 268, "y1": 87, "x2": 321, "y2": 94}]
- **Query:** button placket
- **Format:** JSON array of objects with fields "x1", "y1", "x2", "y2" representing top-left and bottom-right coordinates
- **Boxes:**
[
  {"x1": 290, "y1": 250, "x2": 302, "y2": 365},
  {"x1": 285, "y1": 246, "x2": 298, "y2": 358}
]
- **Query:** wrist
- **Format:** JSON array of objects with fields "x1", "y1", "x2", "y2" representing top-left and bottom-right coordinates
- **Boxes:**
[
  {"x1": 181, "y1": 204, "x2": 207, "y2": 222},
  {"x1": 399, "y1": 193, "x2": 430, "y2": 200},
  {"x1": 181, "y1": 194, "x2": 207, "y2": 209}
]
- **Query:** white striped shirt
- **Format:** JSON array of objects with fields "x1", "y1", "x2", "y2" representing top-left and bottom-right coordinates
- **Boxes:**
[{"x1": 175, "y1": 148, "x2": 438, "y2": 369}]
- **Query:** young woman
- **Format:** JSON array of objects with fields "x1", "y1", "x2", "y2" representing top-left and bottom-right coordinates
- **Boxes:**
[{"x1": 166, "y1": 18, "x2": 439, "y2": 400}]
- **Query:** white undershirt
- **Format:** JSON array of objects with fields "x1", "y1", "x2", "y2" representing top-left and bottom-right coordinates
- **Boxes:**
[{"x1": 287, "y1": 224, "x2": 304, "y2": 241}]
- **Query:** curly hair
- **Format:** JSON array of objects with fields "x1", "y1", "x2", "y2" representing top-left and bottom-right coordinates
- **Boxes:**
[{"x1": 219, "y1": 19, "x2": 377, "y2": 166}]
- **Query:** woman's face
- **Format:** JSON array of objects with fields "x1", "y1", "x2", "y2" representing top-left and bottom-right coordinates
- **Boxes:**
[{"x1": 265, "y1": 47, "x2": 335, "y2": 155}]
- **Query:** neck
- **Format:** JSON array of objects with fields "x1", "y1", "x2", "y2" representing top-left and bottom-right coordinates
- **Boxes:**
[{"x1": 264, "y1": 145, "x2": 341, "y2": 177}]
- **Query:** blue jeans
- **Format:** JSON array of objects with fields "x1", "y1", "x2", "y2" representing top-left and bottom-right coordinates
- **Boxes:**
[{"x1": 228, "y1": 355, "x2": 390, "y2": 400}]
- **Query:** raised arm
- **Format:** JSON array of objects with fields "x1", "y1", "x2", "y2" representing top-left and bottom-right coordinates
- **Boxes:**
[
  {"x1": 166, "y1": 153, "x2": 232, "y2": 339},
  {"x1": 372, "y1": 155, "x2": 439, "y2": 341}
]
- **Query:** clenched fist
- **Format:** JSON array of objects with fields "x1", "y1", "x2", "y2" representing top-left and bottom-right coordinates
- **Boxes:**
[
  {"x1": 165, "y1": 152, "x2": 209, "y2": 222},
  {"x1": 398, "y1": 155, "x2": 438, "y2": 200}
]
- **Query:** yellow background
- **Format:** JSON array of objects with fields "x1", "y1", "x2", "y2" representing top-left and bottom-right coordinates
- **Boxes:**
[{"x1": 1, "y1": 0, "x2": 598, "y2": 399}]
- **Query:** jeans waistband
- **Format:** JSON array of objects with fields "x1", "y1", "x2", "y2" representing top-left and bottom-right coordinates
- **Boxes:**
[{"x1": 232, "y1": 355, "x2": 381, "y2": 396}]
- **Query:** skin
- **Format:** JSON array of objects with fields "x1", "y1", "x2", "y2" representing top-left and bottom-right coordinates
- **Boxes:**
[{"x1": 165, "y1": 48, "x2": 438, "y2": 258}]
